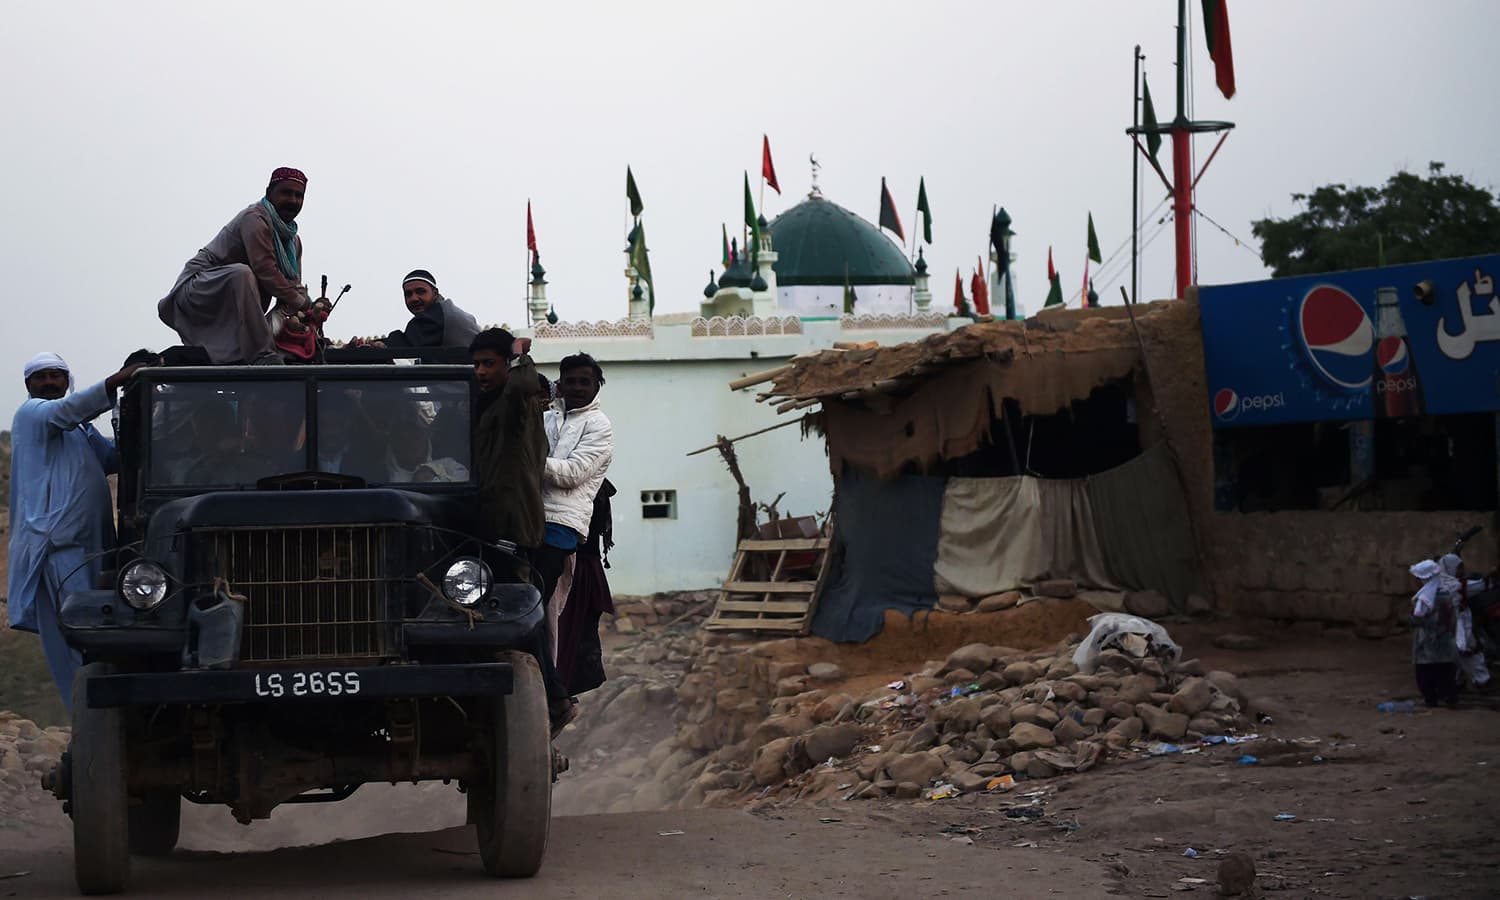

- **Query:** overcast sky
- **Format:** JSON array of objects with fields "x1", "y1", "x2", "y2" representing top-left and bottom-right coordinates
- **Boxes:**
[{"x1": 3, "y1": 0, "x2": 1497, "y2": 421}]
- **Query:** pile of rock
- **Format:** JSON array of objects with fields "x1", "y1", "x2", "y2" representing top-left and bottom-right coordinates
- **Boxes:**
[
  {"x1": 0, "y1": 711, "x2": 66, "y2": 798},
  {"x1": 668, "y1": 631, "x2": 1248, "y2": 807},
  {"x1": 607, "y1": 591, "x2": 715, "y2": 635}
]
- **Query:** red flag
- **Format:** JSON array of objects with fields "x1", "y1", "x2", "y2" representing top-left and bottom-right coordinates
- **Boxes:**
[
  {"x1": 526, "y1": 201, "x2": 538, "y2": 256},
  {"x1": 1202, "y1": 0, "x2": 1235, "y2": 99},
  {"x1": 761, "y1": 135, "x2": 780, "y2": 195},
  {"x1": 971, "y1": 266, "x2": 990, "y2": 316},
  {"x1": 954, "y1": 269, "x2": 965, "y2": 313},
  {"x1": 878, "y1": 178, "x2": 904, "y2": 242},
  {"x1": 1047, "y1": 246, "x2": 1057, "y2": 280}
]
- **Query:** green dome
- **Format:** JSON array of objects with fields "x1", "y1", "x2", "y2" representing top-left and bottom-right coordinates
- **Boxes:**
[{"x1": 768, "y1": 195, "x2": 915, "y2": 287}]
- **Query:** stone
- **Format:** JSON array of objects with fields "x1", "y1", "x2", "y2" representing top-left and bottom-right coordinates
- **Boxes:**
[
  {"x1": 1053, "y1": 716, "x2": 1089, "y2": 744},
  {"x1": 1188, "y1": 716, "x2": 1218, "y2": 734},
  {"x1": 1185, "y1": 593, "x2": 1213, "y2": 617},
  {"x1": 936, "y1": 594, "x2": 974, "y2": 613},
  {"x1": 894, "y1": 781, "x2": 923, "y2": 799},
  {"x1": 855, "y1": 752, "x2": 891, "y2": 782},
  {"x1": 1124, "y1": 589, "x2": 1170, "y2": 619},
  {"x1": 1108, "y1": 700, "x2": 1136, "y2": 720},
  {"x1": 886, "y1": 751, "x2": 945, "y2": 786},
  {"x1": 1073, "y1": 741, "x2": 1103, "y2": 772},
  {"x1": 1026, "y1": 756, "x2": 1059, "y2": 778},
  {"x1": 1007, "y1": 722, "x2": 1057, "y2": 751},
  {"x1": 909, "y1": 675, "x2": 944, "y2": 695},
  {"x1": 1008, "y1": 751, "x2": 1035, "y2": 772},
  {"x1": 976, "y1": 591, "x2": 1022, "y2": 613},
  {"x1": 936, "y1": 697, "x2": 983, "y2": 733},
  {"x1": 1050, "y1": 681, "x2": 1087, "y2": 703},
  {"x1": 1213, "y1": 633, "x2": 1262, "y2": 651},
  {"x1": 1205, "y1": 670, "x2": 1241, "y2": 699},
  {"x1": 903, "y1": 722, "x2": 940, "y2": 752},
  {"x1": 977, "y1": 670, "x2": 1007, "y2": 691},
  {"x1": 767, "y1": 660, "x2": 807, "y2": 683},
  {"x1": 1109, "y1": 716, "x2": 1143, "y2": 741},
  {"x1": 811, "y1": 692, "x2": 855, "y2": 724},
  {"x1": 945, "y1": 668, "x2": 978, "y2": 685},
  {"x1": 1168, "y1": 677, "x2": 1214, "y2": 716},
  {"x1": 1081, "y1": 707, "x2": 1107, "y2": 728},
  {"x1": 1002, "y1": 661, "x2": 1042, "y2": 685},
  {"x1": 1217, "y1": 851, "x2": 1256, "y2": 896},
  {"x1": 1136, "y1": 704, "x2": 1189, "y2": 741},
  {"x1": 1118, "y1": 673, "x2": 1158, "y2": 705},
  {"x1": 752, "y1": 737, "x2": 795, "y2": 786},
  {"x1": 807, "y1": 662, "x2": 843, "y2": 682},
  {"x1": 1176, "y1": 658, "x2": 1206, "y2": 677},
  {"x1": 1011, "y1": 703, "x2": 1059, "y2": 728},
  {"x1": 981, "y1": 705, "x2": 1012, "y2": 736},
  {"x1": 944, "y1": 643, "x2": 1000, "y2": 674},
  {"x1": 804, "y1": 723, "x2": 862, "y2": 762},
  {"x1": 1035, "y1": 579, "x2": 1077, "y2": 598},
  {"x1": 614, "y1": 616, "x2": 637, "y2": 634},
  {"x1": 749, "y1": 713, "x2": 814, "y2": 750}
]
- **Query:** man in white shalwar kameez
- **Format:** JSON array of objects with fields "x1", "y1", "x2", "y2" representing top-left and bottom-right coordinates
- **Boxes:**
[{"x1": 8, "y1": 353, "x2": 145, "y2": 706}]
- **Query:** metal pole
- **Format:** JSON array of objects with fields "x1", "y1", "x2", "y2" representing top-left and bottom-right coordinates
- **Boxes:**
[
  {"x1": 1171, "y1": 0, "x2": 1193, "y2": 299},
  {"x1": 1131, "y1": 45, "x2": 1142, "y2": 306}
]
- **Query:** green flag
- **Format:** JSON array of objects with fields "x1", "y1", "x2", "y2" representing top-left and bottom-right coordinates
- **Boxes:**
[
  {"x1": 626, "y1": 166, "x2": 643, "y2": 218},
  {"x1": 1086, "y1": 212, "x2": 1102, "y2": 263},
  {"x1": 843, "y1": 265, "x2": 856, "y2": 314},
  {"x1": 629, "y1": 221, "x2": 655, "y2": 313},
  {"x1": 1045, "y1": 247, "x2": 1063, "y2": 307},
  {"x1": 1141, "y1": 75, "x2": 1161, "y2": 162},
  {"x1": 916, "y1": 177, "x2": 932, "y2": 244},
  {"x1": 743, "y1": 171, "x2": 760, "y2": 263},
  {"x1": 722, "y1": 223, "x2": 731, "y2": 267}
]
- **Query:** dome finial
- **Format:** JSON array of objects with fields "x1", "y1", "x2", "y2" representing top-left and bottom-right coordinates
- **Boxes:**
[
  {"x1": 809, "y1": 153, "x2": 822, "y2": 197},
  {"x1": 703, "y1": 270, "x2": 719, "y2": 298}
]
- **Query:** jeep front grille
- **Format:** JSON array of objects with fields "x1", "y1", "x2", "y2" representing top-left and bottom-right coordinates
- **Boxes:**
[{"x1": 192, "y1": 526, "x2": 400, "y2": 663}]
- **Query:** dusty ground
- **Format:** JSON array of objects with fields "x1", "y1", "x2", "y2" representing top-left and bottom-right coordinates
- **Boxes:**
[{"x1": 2, "y1": 617, "x2": 1499, "y2": 898}]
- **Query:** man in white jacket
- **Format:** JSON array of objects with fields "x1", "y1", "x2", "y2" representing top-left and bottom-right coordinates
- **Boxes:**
[{"x1": 539, "y1": 353, "x2": 613, "y2": 729}]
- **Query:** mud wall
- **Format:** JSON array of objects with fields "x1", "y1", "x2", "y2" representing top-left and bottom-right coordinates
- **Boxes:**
[{"x1": 1134, "y1": 295, "x2": 1498, "y2": 624}]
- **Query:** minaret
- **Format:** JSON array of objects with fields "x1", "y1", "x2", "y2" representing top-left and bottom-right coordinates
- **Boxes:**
[
  {"x1": 989, "y1": 207, "x2": 1018, "y2": 319},
  {"x1": 528, "y1": 255, "x2": 549, "y2": 326},
  {"x1": 913, "y1": 248, "x2": 931, "y2": 314},
  {"x1": 751, "y1": 214, "x2": 778, "y2": 316},
  {"x1": 629, "y1": 282, "x2": 649, "y2": 320}
]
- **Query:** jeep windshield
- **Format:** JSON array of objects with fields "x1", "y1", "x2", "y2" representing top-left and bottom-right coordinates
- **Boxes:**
[{"x1": 146, "y1": 374, "x2": 472, "y2": 488}]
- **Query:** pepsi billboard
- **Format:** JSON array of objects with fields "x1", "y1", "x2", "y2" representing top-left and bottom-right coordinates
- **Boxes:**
[{"x1": 1200, "y1": 254, "x2": 1500, "y2": 428}]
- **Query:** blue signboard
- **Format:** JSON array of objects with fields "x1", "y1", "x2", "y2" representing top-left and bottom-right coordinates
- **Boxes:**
[{"x1": 1199, "y1": 254, "x2": 1500, "y2": 428}]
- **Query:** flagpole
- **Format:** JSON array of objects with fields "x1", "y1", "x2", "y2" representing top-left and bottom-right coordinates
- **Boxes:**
[
  {"x1": 1131, "y1": 46, "x2": 1142, "y2": 306},
  {"x1": 524, "y1": 199, "x2": 531, "y2": 329}
]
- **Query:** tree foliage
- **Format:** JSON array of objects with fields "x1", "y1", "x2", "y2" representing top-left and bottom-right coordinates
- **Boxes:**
[{"x1": 1251, "y1": 163, "x2": 1500, "y2": 277}]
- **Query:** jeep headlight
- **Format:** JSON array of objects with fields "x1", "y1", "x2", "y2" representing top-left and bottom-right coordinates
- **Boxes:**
[
  {"x1": 119, "y1": 560, "x2": 169, "y2": 611},
  {"x1": 442, "y1": 558, "x2": 492, "y2": 607}
]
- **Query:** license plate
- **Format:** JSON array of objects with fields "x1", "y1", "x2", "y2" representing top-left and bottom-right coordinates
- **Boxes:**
[{"x1": 250, "y1": 670, "x2": 362, "y2": 699}]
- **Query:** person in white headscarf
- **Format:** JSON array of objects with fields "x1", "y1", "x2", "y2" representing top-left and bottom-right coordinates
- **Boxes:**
[
  {"x1": 1440, "y1": 553, "x2": 1491, "y2": 689},
  {"x1": 1409, "y1": 559, "x2": 1461, "y2": 707},
  {"x1": 8, "y1": 352, "x2": 146, "y2": 706}
]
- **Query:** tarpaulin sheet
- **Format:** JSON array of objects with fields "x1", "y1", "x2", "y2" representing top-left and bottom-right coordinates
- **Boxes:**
[
  {"x1": 1085, "y1": 444, "x2": 1205, "y2": 608},
  {"x1": 933, "y1": 474, "x2": 1118, "y2": 597},
  {"x1": 810, "y1": 470, "x2": 945, "y2": 643}
]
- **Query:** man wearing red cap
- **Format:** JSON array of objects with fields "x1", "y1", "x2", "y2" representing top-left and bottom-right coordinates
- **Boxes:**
[{"x1": 157, "y1": 167, "x2": 313, "y2": 365}]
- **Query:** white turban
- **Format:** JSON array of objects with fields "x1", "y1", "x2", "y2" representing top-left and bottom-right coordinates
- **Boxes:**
[{"x1": 23, "y1": 351, "x2": 69, "y2": 380}]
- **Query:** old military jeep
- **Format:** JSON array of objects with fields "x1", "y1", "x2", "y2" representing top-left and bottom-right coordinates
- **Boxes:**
[{"x1": 56, "y1": 363, "x2": 551, "y2": 894}]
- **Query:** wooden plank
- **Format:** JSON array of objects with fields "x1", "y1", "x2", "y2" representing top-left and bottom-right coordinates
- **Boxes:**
[
  {"x1": 722, "y1": 581, "x2": 815, "y2": 594},
  {"x1": 713, "y1": 600, "x2": 811, "y2": 614},
  {"x1": 703, "y1": 618, "x2": 808, "y2": 632},
  {"x1": 736, "y1": 538, "x2": 831, "y2": 552}
]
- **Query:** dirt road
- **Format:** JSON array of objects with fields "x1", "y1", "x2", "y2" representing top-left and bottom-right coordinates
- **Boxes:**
[{"x1": 0, "y1": 806, "x2": 1104, "y2": 899}]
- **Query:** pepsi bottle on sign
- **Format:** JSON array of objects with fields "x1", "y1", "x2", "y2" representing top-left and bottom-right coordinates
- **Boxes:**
[{"x1": 1372, "y1": 286, "x2": 1423, "y2": 417}]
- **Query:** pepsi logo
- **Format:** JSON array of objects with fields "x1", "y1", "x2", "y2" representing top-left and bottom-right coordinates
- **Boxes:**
[
  {"x1": 1377, "y1": 336, "x2": 1409, "y2": 375},
  {"x1": 1213, "y1": 388, "x2": 1240, "y2": 421},
  {"x1": 1298, "y1": 285, "x2": 1373, "y2": 391}
]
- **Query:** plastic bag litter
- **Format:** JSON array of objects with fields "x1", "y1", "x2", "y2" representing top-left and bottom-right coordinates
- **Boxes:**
[{"x1": 1071, "y1": 613, "x2": 1182, "y2": 674}]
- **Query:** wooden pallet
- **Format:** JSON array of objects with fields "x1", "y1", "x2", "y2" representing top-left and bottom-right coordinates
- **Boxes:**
[{"x1": 703, "y1": 534, "x2": 833, "y2": 634}]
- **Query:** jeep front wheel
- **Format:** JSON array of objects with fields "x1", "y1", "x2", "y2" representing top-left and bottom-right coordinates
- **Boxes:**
[
  {"x1": 469, "y1": 650, "x2": 551, "y2": 877},
  {"x1": 71, "y1": 662, "x2": 130, "y2": 894}
]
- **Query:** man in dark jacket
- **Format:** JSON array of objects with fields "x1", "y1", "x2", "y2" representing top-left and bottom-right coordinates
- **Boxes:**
[
  {"x1": 386, "y1": 270, "x2": 482, "y2": 349},
  {"x1": 468, "y1": 328, "x2": 573, "y2": 731}
]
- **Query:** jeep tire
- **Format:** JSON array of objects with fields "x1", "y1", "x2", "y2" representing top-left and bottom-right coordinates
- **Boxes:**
[
  {"x1": 71, "y1": 662, "x2": 130, "y2": 894},
  {"x1": 469, "y1": 650, "x2": 551, "y2": 877}
]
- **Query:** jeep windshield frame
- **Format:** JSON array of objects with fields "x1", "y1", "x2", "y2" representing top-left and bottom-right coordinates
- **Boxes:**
[{"x1": 127, "y1": 365, "x2": 476, "y2": 495}]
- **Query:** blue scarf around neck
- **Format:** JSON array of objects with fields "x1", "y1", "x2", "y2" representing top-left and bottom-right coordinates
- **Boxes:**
[{"x1": 258, "y1": 197, "x2": 300, "y2": 280}]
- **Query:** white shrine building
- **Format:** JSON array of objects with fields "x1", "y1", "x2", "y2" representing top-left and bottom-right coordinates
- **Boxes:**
[{"x1": 518, "y1": 187, "x2": 968, "y2": 595}]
